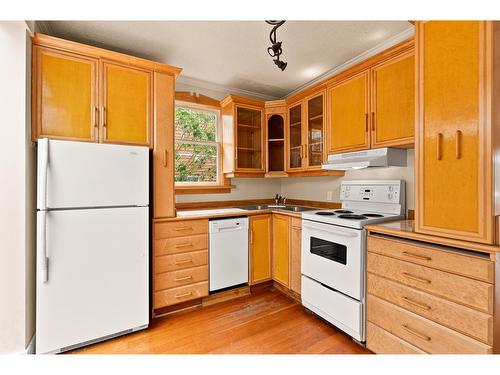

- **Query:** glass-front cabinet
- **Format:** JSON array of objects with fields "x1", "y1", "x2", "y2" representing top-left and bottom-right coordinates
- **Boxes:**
[
  {"x1": 221, "y1": 94, "x2": 265, "y2": 177},
  {"x1": 236, "y1": 106, "x2": 264, "y2": 170},
  {"x1": 287, "y1": 91, "x2": 325, "y2": 171},
  {"x1": 288, "y1": 103, "x2": 303, "y2": 170}
]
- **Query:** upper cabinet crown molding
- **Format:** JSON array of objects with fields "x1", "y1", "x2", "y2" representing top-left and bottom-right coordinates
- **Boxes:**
[
  {"x1": 32, "y1": 33, "x2": 182, "y2": 77},
  {"x1": 175, "y1": 91, "x2": 221, "y2": 109}
]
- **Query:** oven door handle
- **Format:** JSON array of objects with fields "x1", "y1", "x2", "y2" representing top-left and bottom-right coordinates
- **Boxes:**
[{"x1": 303, "y1": 224, "x2": 359, "y2": 238}]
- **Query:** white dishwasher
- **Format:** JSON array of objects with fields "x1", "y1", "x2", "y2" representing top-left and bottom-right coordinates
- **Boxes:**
[{"x1": 209, "y1": 217, "x2": 249, "y2": 292}]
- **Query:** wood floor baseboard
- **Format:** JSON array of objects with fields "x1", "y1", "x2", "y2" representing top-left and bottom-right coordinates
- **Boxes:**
[
  {"x1": 202, "y1": 285, "x2": 251, "y2": 307},
  {"x1": 272, "y1": 281, "x2": 301, "y2": 303}
]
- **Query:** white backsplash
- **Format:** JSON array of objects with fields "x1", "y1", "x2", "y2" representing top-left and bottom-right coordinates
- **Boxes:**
[{"x1": 176, "y1": 149, "x2": 414, "y2": 209}]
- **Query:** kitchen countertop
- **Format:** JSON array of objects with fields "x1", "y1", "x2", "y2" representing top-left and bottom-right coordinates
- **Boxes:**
[
  {"x1": 156, "y1": 207, "x2": 308, "y2": 222},
  {"x1": 365, "y1": 220, "x2": 500, "y2": 255}
]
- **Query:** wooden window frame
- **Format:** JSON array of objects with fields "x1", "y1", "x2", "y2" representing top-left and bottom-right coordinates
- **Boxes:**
[{"x1": 174, "y1": 100, "x2": 234, "y2": 194}]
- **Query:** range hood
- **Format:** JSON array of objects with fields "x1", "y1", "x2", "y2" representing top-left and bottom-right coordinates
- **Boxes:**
[{"x1": 322, "y1": 148, "x2": 407, "y2": 171}]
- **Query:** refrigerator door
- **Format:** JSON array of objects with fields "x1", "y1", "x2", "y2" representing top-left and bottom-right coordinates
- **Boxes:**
[
  {"x1": 36, "y1": 207, "x2": 148, "y2": 354},
  {"x1": 37, "y1": 139, "x2": 148, "y2": 209}
]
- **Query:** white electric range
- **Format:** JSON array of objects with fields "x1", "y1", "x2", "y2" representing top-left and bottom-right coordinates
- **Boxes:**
[{"x1": 300, "y1": 180, "x2": 406, "y2": 342}]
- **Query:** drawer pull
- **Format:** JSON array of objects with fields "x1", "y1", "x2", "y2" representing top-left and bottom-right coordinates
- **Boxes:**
[
  {"x1": 401, "y1": 324, "x2": 431, "y2": 341},
  {"x1": 174, "y1": 275, "x2": 193, "y2": 282},
  {"x1": 402, "y1": 272, "x2": 431, "y2": 284},
  {"x1": 402, "y1": 296, "x2": 432, "y2": 311},
  {"x1": 174, "y1": 226, "x2": 191, "y2": 231},
  {"x1": 175, "y1": 258, "x2": 193, "y2": 265},
  {"x1": 175, "y1": 242, "x2": 192, "y2": 248},
  {"x1": 175, "y1": 292, "x2": 193, "y2": 299},
  {"x1": 402, "y1": 251, "x2": 432, "y2": 261}
]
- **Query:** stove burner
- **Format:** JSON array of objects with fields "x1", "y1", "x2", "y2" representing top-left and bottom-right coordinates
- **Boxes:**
[
  {"x1": 334, "y1": 210, "x2": 353, "y2": 214},
  {"x1": 338, "y1": 214, "x2": 367, "y2": 220},
  {"x1": 316, "y1": 212, "x2": 336, "y2": 216},
  {"x1": 363, "y1": 213, "x2": 384, "y2": 218}
]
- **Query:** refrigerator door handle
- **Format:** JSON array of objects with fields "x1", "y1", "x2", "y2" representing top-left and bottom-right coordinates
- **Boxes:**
[
  {"x1": 38, "y1": 138, "x2": 49, "y2": 210},
  {"x1": 39, "y1": 211, "x2": 49, "y2": 283}
]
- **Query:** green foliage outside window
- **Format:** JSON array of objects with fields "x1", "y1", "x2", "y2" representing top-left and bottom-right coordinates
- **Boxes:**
[{"x1": 175, "y1": 107, "x2": 218, "y2": 183}]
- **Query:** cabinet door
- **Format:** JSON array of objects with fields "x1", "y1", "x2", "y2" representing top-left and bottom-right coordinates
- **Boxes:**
[
  {"x1": 290, "y1": 218, "x2": 302, "y2": 294},
  {"x1": 101, "y1": 61, "x2": 152, "y2": 147},
  {"x1": 33, "y1": 47, "x2": 98, "y2": 142},
  {"x1": 306, "y1": 93, "x2": 325, "y2": 168},
  {"x1": 371, "y1": 52, "x2": 415, "y2": 147},
  {"x1": 328, "y1": 71, "x2": 370, "y2": 153},
  {"x1": 235, "y1": 106, "x2": 264, "y2": 171},
  {"x1": 287, "y1": 103, "x2": 304, "y2": 170},
  {"x1": 272, "y1": 214, "x2": 290, "y2": 287},
  {"x1": 152, "y1": 72, "x2": 175, "y2": 219},
  {"x1": 415, "y1": 21, "x2": 492, "y2": 244},
  {"x1": 249, "y1": 215, "x2": 272, "y2": 284}
]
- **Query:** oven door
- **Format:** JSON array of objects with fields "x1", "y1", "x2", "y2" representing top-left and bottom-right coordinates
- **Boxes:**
[{"x1": 301, "y1": 220, "x2": 365, "y2": 300}]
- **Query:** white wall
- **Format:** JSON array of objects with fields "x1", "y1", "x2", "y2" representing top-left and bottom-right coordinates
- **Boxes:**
[
  {"x1": 0, "y1": 21, "x2": 35, "y2": 354},
  {"x1": 176, "y1": 178, "x2": 282, "y2": 203},
  {"x1": 281, "y1": 150, "x2": 415, "y2": 209},
  {"x1": 177, "y1": 151, "x2": 414, "y2": 209}
]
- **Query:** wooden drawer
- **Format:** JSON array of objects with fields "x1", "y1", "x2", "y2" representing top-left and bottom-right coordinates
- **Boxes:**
[
  {"x1": 368, "y1": 273, "x2": 493, "y2": 344},
  {"x1": 154, "y1": 234, "x2": 208, "y2": 256},
  {"x1": 154, "y1": 281, "x2": 208, "y2": 308},
  {"x1": 154, "y1": 265, "x2": 208, "y2": 291},
  {"x1": 367, "y1": 295, "x2": 492, "y2": 354},
  {"x1": 367, "y1": 252, "x2": 493, "y2": 313},
  {"x1": 368, "y1": 235, "x2": 494, "y2": 283},
  {"x1": 154, "y1": 250, "x2": 208, "y2": 274},
  {"x1": 155, "y1": 219, "x2": 208, "y2": 239},
  {"x1": 367, "y1": 322, "x2": 426, "y2": 354}
]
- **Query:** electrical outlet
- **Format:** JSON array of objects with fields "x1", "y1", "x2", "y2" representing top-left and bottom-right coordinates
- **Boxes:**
[{"x1": 326, "y1": 191, "x2": 333, "y2": 201}]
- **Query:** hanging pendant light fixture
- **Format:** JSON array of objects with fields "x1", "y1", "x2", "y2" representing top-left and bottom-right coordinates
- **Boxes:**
[{"x1": 266, "y1": 20, "x2": 287, "y2": 71}]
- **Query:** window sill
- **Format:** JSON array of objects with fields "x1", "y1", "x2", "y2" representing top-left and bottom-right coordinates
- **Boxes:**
[{"x1": 175, "y1": 185, "x2": 236, "y2": 195}]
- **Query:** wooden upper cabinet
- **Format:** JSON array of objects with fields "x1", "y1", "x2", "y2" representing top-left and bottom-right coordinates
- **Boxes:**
[
  {"x1": 33, "y1": 47, "x2": 98, "y2": 142},
  {"x1": 236, "y1": 105, "x2": 264, "y2": 170},
  {"x1": 306, "y1": 93, "x2": 325, "y2": 168},
  {"x1": 286, "y1": 91, "x2": 326, "y2": 172},
  {"x1": 272, "y1": 214, "x2": 290, "y2": 287},
  {"x1": 153, "y1": 72, "x2": 176, "y2": 219},
  {"x1": 287, "y1": 102, "x2": 304, "y2": 171},
  {"x1": 328, "y1": 71, "x2": 370, "y2": 153},
  {"x1": 415, "y1": 21, "x2": 496, "y2": 244},
  {"x1": 32, "y1": 34, "x2": 181, "y2": 150},
  {"x1": 101, "y1": 62, "x2": 152, "y2": 146},
  {"x1": 221, "y1": 95, "x2": 265, "y2": 177},
  {"x1": 371, "y1": 52, "x2": 415, "y2": 147},
  {"x1": 249, "y1": 214, "x2": 272, "y2": 284}
]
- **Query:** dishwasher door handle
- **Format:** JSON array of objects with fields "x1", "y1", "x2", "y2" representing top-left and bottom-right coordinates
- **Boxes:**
[{"x1": 217, "y1": 225, "x2": 243, "y2": 232}]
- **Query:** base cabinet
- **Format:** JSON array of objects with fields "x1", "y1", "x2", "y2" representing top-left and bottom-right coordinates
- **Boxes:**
[
  {"x1": 249, "y1": 214, "x2": 272, "y2": 284},
  {"x1": 152, "y1": 219, "x2": 209, "y2": 314},
  {"x1": 290, "y1": 218, "x2": 302, "y2": 294},
  {"x1": 366, "y1": 234, "x2": 494, "y2": 354},
  {"x1": 272, "y1": 214, "x2": 290, "y2": 287}
]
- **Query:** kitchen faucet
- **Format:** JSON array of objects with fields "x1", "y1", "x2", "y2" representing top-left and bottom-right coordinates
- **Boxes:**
[{"x1": 274, "y1": 194, "x2": 282, "y2": 206}]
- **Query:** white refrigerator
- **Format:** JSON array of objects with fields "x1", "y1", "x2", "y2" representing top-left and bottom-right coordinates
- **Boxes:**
[{"x1": 36, "y1": 139, "x2": 149, "y2": 354}]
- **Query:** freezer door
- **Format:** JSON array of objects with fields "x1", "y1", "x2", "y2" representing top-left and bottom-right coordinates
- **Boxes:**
[
  {"x1": 36, "y1": 207, "x2": 148, "y2": 354},
  {"x1": 38, "y1": 139, "x2": 148, "y2": 209}
]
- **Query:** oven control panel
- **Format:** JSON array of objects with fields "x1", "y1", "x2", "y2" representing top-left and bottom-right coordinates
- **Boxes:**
[{"x1": 340, "y1": 181, "x2": 403, "y2": 204}]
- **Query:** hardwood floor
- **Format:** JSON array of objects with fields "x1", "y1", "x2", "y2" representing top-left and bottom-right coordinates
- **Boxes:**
[{"x1": 70, "y1": 287, "x2": 371, "y2": 354}]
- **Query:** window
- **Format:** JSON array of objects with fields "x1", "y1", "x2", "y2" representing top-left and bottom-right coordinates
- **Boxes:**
[{"x1": 174, "y1": 105, "x2": 221, "y2": 185}]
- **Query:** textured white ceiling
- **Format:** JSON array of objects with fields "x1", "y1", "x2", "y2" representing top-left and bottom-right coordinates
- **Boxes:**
[{"x1": 42, "y1": 21, "x2": 413, "y2": 99}]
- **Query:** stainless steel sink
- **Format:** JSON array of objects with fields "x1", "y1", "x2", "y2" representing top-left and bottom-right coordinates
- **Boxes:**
[
  {"x1": 237, "y1": 204, "x2": 315, "y2": 212},
  {"x1": 278, "y1": 205, "x2": 316, "y2": 212},
  {"x1": 237, "y1": 205, "x2": 269, "y2": 210}
]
